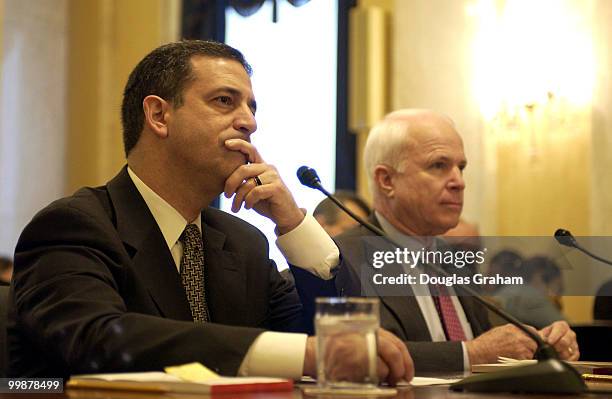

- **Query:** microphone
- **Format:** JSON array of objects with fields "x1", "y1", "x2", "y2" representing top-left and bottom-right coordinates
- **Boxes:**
[
  {"x1": 297, "y1": 166, "x2": 387, "y2": 237},
  {"x1": 297, "y1": 166, "x2": 322, "y2": 189},
  {"x1": 554, "y1": 228, "x2": 612, "y2": 266},
  {"x1": 298, "y1": 166, "x2": 585, "y2": 394},
  {"x1": 554, "y1": 228, "x2": 579, "y2": 248}
]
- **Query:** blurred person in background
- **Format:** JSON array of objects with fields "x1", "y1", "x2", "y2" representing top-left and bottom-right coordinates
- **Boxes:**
[
  {"x1": 442, "y1": 218, "x2": 481, "y2": 252},
  {"x1": 485, "y1": 250, "x2": 524, "y2": 295},
  {"x1": 313, "y1": 191, "x2": 371, "y2": 237},
  {"x1": 0, "y1": 256, "x2": 13, "y2": 285},
  {"x1": 495, "y1": 255, "x2": 565, "y2": 329},
  {"x1": 442, "y1": 218, "x2": 483, "y2": 277}
]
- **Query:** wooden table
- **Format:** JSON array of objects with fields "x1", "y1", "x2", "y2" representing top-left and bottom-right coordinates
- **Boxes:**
[{"x1": 1, "y1": 382, "x2": 611, "y2": 399}]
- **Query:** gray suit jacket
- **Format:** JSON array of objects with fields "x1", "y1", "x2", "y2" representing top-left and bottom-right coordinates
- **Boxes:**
[
  {"x1": 9, "y1": 167, "x2": 304, "y2": 378},
  {"x1": 291, "y1": 215, "x2": 491, "y2": 372}
]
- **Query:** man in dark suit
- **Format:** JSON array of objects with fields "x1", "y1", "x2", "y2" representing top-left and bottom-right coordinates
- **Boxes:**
[
  {"x1": 8, "y1": 40, "x2": 412, "y2": 383},
  {"x1": 293, "y1": 109, "x2": 579, "y2": 372}
]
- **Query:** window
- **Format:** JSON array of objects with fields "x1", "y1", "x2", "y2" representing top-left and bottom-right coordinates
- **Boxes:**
[{"x1": 222, "y1": 0, "x2": 338, "y2": 269}]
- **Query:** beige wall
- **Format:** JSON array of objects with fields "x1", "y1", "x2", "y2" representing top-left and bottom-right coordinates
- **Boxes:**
[
  {"x1": 2, "y1": 0, "x2": 179, "y2": 253},
  {"x1": 0, "y1": 0, "x2": 3, "y2": 67},
  {"x1": 350, "y1": 0, "x2": 396, "y2": 203},
  {"x1": 581, "y1": 0, "x2": 612, "y2": 322},
  {"x1": 66, "y1": 0, "x2": 180, "y2": 193},
  {"x1": 591, "y1": 1, "x2": 612, "y2": 236},
  {"x1": 392, "y1": 0, "x2": 487, "y2": 231}
]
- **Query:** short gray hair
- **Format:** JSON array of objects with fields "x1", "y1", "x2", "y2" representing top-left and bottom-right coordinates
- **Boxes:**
[
  {"x1": 363, "y1": 111, "x2": 413, "y2": 194},
  {"x1": 363, "y1": 109, "x2": 455, "y2": 194}
]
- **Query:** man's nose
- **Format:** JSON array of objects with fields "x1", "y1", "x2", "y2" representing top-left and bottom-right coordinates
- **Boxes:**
[
  {"x1": 448, "y1": 167, "x2": 465, "y2": 190},
  {"x1": 233, "y1": 104, "x2": 257, "y2": 135}
]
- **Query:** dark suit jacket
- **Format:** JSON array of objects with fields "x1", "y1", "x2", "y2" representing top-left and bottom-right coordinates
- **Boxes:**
[
  {"x1": 291, "y1": 215, "x2": 491, "y2": 373},
  {"x1": 8, "y1": 167, "x2": 304, "y2": 378}
]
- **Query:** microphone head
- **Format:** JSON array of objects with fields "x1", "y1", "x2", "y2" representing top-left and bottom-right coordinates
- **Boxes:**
[
  {"x1": 297, "y1": 166, "x2": 322, "y2": 189},
  {"x1": 554, "y1": 228, "x2": 577, "y2": 248}
]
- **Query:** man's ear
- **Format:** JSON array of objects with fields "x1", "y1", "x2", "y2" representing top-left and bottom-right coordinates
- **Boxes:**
[
  {"x1": 142, "y1": 95, "x2": 171, "y2": 138},
  {"x1": 373, "y1": 165, "x2": 395, "y2": 197}
]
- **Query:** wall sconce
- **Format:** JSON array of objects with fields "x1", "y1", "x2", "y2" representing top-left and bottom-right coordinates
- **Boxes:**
[{"x1": 468, "y1": 0, "x2": 595, "y2": 143}]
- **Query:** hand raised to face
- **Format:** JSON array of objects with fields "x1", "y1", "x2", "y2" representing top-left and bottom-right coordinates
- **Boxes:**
[{"x1": 223, "y1": 139, "x2": 304, "y2": 235}]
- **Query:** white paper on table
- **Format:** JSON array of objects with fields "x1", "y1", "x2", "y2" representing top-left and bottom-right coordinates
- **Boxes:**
[
  {"x1": 398, "y1": 376, "x2": 462, "y2": 386},
  {"x1": 300, "y1": 376, "x2": 461, "y2": 387},
  {"x1": 497, "y1": 356, "x2": 536, "y2": 364}
]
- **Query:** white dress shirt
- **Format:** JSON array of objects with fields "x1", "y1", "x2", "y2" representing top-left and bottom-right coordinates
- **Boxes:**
[{"x1": 127, "y1": 167, "x2": 339, "y2": 379}]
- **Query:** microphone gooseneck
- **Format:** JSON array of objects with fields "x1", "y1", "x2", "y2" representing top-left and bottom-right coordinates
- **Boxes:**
[
  {"x1": 554, "y1": 228, "x2": 612, "y2": 266},
  {"x1": 296, "y1": 166, "x2": 386, "y2": 237},
  {"x1": 298, "y1": 166, "x2": 586, "y2": 394}
]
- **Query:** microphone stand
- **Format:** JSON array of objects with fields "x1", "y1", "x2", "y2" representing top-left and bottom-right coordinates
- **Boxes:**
[
  {"x1": 298, "y1": 166, "x2": 586, "y2": 394},
  {"x1": 555, "y1": 229, "x2": 612, "y2": 266}
]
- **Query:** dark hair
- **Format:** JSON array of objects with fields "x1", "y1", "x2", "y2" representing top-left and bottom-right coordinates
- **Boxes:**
[
  {"x1": 522, "y1": 256, "x2": 562, "y2": 284},
  {"x1": 313, "y1": 190, "x2": 371, "y2": 224},
  {"x1": 489, "y1": 249, "x2": 523, "y2": 276},
  {"x1": 121, "y1": 40, "x2": 252, "y2": 156}
]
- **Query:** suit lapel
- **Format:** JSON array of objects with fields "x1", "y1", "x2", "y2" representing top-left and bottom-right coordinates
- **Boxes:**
[
  {"x1": 345, "y1": 219, "x2": 434, "y2": 341},
  {"x1": 380, "y1": 296, "x2": 434, "y2": 341},
  {"x1": 201, "y1": 210, "x2": 248, "y2": 325},
  {"x1": 107, "y1": 167, "x2": 193, "y2": 321},
  {"x1": 365, "y1": 261, "x2": 433, "y2": 341}
]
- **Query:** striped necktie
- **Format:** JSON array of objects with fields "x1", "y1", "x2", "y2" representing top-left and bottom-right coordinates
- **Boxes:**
[{"x1": 430, "y1": 283, "x2": 467, "y2": 341}]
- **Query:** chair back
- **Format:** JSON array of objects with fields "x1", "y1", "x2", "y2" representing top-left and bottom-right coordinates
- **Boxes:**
[
  {"x1": 572, "y1": 322, "x2": 612, "y2": 361},
  {"x1": 0, "y1": 284, "x2": 9, "y2": 377}
]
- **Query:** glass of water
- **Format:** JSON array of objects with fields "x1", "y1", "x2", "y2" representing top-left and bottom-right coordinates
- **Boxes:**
[{"x1": 315, "y1": 297, "x2": 380, "y2": 389}]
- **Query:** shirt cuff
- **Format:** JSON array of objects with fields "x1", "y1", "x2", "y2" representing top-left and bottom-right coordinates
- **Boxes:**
[
  {"x1": 276, "y1": 214, "x2": 339, "y2": 280},
  {"x1": 238, "y1": 332, "x2": 308, "y2": 379},
  {"x1": 461, "y1": 342, "x2": 470, "y2": 371}
]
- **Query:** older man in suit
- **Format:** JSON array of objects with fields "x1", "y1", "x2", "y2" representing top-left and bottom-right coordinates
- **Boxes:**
[
  {"x1": 292, "y1": 109, "x2": 579, "y2": 372},
  {"x1": 8, "y1": 40, "x2": 412, "y2": 383}
]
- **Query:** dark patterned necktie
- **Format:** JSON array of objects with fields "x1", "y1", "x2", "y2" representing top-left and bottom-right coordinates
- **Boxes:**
[
  {"x1": 430, "y1": 283, "x2": 467, "y2": 341},
  {"x1": 179, "y1": 224, "x2": 210, "y2": 322}
]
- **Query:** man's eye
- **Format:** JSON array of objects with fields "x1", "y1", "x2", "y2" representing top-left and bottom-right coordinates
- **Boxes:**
[
  {"x1": 215, "y1": 96, "x2": 233, "y2": 105},
  {"x1": 432, "y1": 162, "x2": 446, "y2": 169}
]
